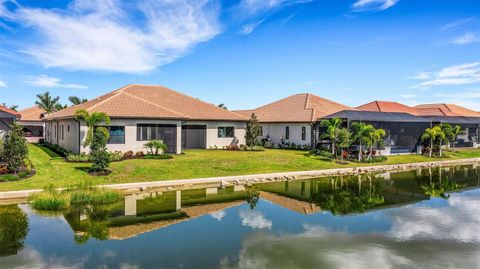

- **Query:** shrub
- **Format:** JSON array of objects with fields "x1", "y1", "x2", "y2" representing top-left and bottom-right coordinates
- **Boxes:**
[
  {"x1": 0, "y1": 139, "x2": 4, "y2": 160},
  {"x1": 135, "y1": 151, "x2": 145, "y2": 158},
  {"x1": 0, "y1": 164, "x2": 7, "y2": 175},
  {"x1": 70, "y1": 188, "x2": 121, "y2": 205},
  {"x1": 109, "y1": 151, "x2": 124, "y2": 162},
  {"x1": 30, "y1": 187, "x2": 68, "y2": 211},
  {"x1": 66, "y1": 153, "x2": 90, "y2": 162},
  {"x1": 3, "y1": 123, "x2": 28, "y2": 173},
  {"x1": 225, "y1": 145, "x2": 240, "y2": 151},
  {"x1": 89, "y1": 127, "x2": 111, "y2": 173},
  {"x1": 123, "y1": 151, "x2": 135, "y2": 159},
  {"x1": 312, "y1": 149, "x2": 334, "y2": 159},
  {"x1": 144, "y1": 140, "x2": 168, "y2": 155},
  {"x1": 240, "y1": 145, "x2": 265, "y2": 151},
  {"x1": 245, "y1": 113, "x2": 261, "y2": 146},
  {"x1": 42, "y1": 142, "x2": 69, "y2": 157}
]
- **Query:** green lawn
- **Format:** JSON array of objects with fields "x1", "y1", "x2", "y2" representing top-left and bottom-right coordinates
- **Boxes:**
[{"x1": 1, "y1": 143, "x2": 480, "y2": 191}]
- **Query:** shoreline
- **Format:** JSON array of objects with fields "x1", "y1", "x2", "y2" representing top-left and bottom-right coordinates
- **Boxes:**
[{"x1": 1, "y1": 157, "x2": 480, "y2": 201}]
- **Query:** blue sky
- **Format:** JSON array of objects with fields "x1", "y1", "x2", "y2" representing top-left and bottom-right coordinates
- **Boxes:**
[{"x1": 1, "y1": 0, "x2": 480, "y2": 110}]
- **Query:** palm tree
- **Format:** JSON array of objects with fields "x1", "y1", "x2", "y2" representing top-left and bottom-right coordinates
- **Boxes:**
[
  {"x1": 69, "y1": 96, "x2": 88, "y2": 105},
  {"x1": 217, "y1": 103, "x2": 228, "y2": 110},
  {"x1": 1, "y1": 103, "x2": 18, "y2": 111},
  {"x1": 421, "y1": 125, "x2": 442, "y2": 157},
  {"x1": 350, "y1": 122, "x2": 373, "y2": 161},
  {"x1": 35, "y1": 92, "x2": 61, "y2": 113},
  {"x1": 336, "y1": 128, "x2": 351, "y2": 163},
  {"x1": 450, "y1": 125, "x2": 465, "y2": 151},
  {"x1": 367, "y1": 128, "x2": 386, "y2": 159},
  {"x1": 320, "y1": 118, "x2": 342, "y2": 155},
  {"x1": 74, "y1": 109, "x2": 111, "y2": 147}
]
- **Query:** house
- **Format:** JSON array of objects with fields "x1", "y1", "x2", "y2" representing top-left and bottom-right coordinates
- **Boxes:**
[
  {"x1": 43, "y1": 84, "x2": 248, "y2": 154},
  {"x1": 234, "y1": 93, "x2": 351, "y2": 147},
  {"x1": 18, "y1": 106, "x2": 46, "y2": 142},
  {"x1": 0, "y1": 105, "x2": 20, "y2": 140}
]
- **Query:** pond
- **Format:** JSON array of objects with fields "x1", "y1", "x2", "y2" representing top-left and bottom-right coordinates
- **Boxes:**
[{"x1": 1, "y1": 165, "x2": 480, "y2": 269}]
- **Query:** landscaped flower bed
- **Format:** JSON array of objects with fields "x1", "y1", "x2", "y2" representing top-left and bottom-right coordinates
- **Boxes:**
[{"x1": 65, "y1": 150, "x2": 173, "y2": 163}]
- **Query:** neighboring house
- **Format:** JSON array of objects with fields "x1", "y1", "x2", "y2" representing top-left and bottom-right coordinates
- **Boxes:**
[
  {"x1": 43, "y1": 84, "x2": 248, "y2": 154},
  {"x1": 18, "y1": 106, "x2": 47, "y2": 142},
  {"x1": 234, "y1": 93, "x2": 351, "y2": 147},
  {"x1": 0, "y1": 105, "x2": 20, "y2": 140}
]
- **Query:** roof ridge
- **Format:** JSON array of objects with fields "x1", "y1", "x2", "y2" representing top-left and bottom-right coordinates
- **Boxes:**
[
  {"x1": 307, "y1": 93, "x2": 351, "y2": 108},
  {"x1": 375, "y1": 101, "x2": 381, "y2": 112},
  {"x1": 305, "y1": 93, "x2": 316, "y2": 122},
  {"x1": 86, "y1": 90, "x2": 126, "y2": 112},
  {"x1": 121, "y1": 91, "x2": 188, "y2": 118}
]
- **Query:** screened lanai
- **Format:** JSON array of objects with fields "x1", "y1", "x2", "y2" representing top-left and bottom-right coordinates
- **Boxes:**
[{"x1": 420, "y1": 116, "x2": 480, "y2": 148}]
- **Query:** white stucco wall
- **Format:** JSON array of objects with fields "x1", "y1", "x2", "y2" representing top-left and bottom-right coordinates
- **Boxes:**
[
  {"x1": 259, "y1": 123, "x2": 312, "y2": 146},
  {"x1": 45, "y1": 118, "x2": 246, "y2": 154},
  {"x1": 182, "y1": 121, "x2": 246, "y2": 148},
  {"x1": 0, "y1": 114, "x2": 14, "y2": 140}
]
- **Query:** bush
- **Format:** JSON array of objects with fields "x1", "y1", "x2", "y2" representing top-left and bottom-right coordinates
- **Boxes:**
[
  {"x1": 240, "y1": 145, "x2": 265, "y2": 151},
  {"x1": 89, "y1": 127, "x2": 111, "y2": 173},
  {"x1": 66, "y1": 153, "x2": 90, "y2": 162},
  {"x1": 225, "y1": 145, "x2": 240, "y2": 151},
  {"x1": 42, "y1": 142, "x2": 69, "y2": 157},
  {"x1": 70, "y1": 188, "x2": 121, "y2": 205},
  {"x1": 3, "y1": 123, "x2": 28, "y2": 173},
  {"x1": 109, "y1": 151, "x2": 123, "y2": 162},
  {"x1": 0, "y1": 139, "x2": 4, "y2": 160},
  {"x1": 357, "y1": 156, "x2": 387, "y2": 163},
  {"x1": 144, "y1": 140, "x2": 168, "y2": 155},
  {"x1": 123, "y1": 151, "x2": 135, "y2": 159},
  {"x1": 135, "y1": 151, "x2": 145, "y2": 158},
  {"x1": 311, "y1": 149, "x2": 334, "y2": 159},
  {"x1": 30, "y1": 187, "x2": 68, "y2": 211},
  {"x1": 143, "y1": 154, "x2": 173, "y2": 160}
]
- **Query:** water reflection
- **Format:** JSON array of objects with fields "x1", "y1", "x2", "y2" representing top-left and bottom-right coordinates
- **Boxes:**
[{"x1": 1, "y1": 164, "x2": 480, "y2": 268}]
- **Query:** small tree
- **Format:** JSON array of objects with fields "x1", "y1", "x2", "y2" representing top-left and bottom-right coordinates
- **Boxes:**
[
  {"x1": 450, "y1": 125, "x2": 465, "y2": 151},
  {"x1": 350, "y1": 122, "x2": 373, "y2": 162},
  {"x1": 320, "y1": 118, "x2": 342, "y2": 155},
  {"x1": 144, "y1": 140, "x2": 168, "y2": 155},
  {"x1": 74, "y1": 109, "x2": 111, "y2": 147},
  {"x1": 421, "y1": 126, "x2": 442, "y2": 158},
  {"x1": 89, "y1": 127, "x2": 111, "y2": 173},
  {"x1": 336, "y1": 128, "x2": 351, "y2": 163},
  {"x1": 245, "y1": 113, "x2": 261, "y2": 146},
  {"x1": 2, "y1": 123, "x2": 28, "y2": 173},
  {"x1": 367, "y1": 128, "x2": 386, "y2": 159}
]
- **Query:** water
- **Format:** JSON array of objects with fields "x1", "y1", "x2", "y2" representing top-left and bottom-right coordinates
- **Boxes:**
[{"x1": 1, "y1": 165, "x2": 480, "y2": 269}]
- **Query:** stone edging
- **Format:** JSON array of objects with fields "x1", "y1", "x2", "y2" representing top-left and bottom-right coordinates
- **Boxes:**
[{"x1": 1, "y1": 157, "x2": 480, "y2": 201}]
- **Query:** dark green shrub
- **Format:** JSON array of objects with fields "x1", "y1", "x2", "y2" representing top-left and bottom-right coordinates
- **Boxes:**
[
  {"x1": 312, "y1": 149, "x2": 334, "y2": 159},
  {"x1": 245, "y1": 113, "x2": 261, "y2": 146},
  {"x1": 90, "y1": 127, "x2": 111, "y2": 173},
  {"x1": 143, "y1": 140, "x2": 168, "y2": 155},
  {"x1": 143, "y1": 154, "x2": 173, "y2": 159},
  {"x1": 3, "y1": 123, "x2": 28, "y2": 173}
]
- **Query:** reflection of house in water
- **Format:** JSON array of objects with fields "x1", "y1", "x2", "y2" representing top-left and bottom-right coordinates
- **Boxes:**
[{"x1": 260, "y1": 191, "x2": 320, "y2": 215}]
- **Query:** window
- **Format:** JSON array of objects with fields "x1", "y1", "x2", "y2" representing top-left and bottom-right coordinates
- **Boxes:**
[
  {"x1": 67, "y1": 125, "x2": 70, "y2": 132},
  {"x1": 136, "y1": 124, "x2": 176, "y2": 141},
  {"x1": 108, "y1": 126, "x2": 125, "y2": 144},
  {"x1": 61, "y1": 125, "x2": 64, "y2": 140},
  {"x1": 285, "y1": 126, "x2": 290, "y2": 140},
  {"x1": 218, "y1": 127, "x2": 235, "y2": 138},
  {"x1": 301, "y1": 126, "x2": 306, "y2": 141}
]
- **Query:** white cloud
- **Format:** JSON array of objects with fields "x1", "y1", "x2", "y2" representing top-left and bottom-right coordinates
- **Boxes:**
[
  {"x1": 0, "y1": 79, "x2": 6, "y2": 88},
  {"x1": 27, "y1": 75, "x2": 87, "y2": 89},
  {"x1": 239, "y1": 19, "x2": 265, "y2": 35},
  {"x1": 239, "y1": 210, "x2": 272, "y2": 229},
  {"x1": 210, "y1": 210, "x2": 226, "y2": 221},
  {"x1": 412, "y1": 62, "x2": 480, "y2": 88},
  {"x1": 453, "y1": 32, "x2": 480, "y2": 45},
  {"x1": 442, "y1": 18, "x2": 475, "y2": 31},
  {"x1": 432, "y1": 90, "x2": 480, "y2": 110},
  {"x1": 351, "y1": 0, "x2": 399, "y2": 12},
  {"x1": 1, "y1": 0, "x2": 221, "y2": 73}
]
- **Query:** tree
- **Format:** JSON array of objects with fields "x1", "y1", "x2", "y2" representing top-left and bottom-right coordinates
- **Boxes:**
[
  {"x1": 54, "y1": 103, "x2": 68, "y2": 111},
  {"x1": 69, "y1": 96, "x2": 88, "y2": 105},
  {"x1": 89, "y1": 127, "x2": 111, "y2": 173},
  {"x1": 218, "y1": 103, "x2": 228, "y2": 110},
  {"x1": 2, "y1": 123, "x2": 28, "y2": 173},
  {"x1": 336, "y1": 128, "x2": 351, "y2": 163},
  {"x1": 245, "y1": 113, "x2": 261, "y2": 146},
  {"x1": 0, "y1": 205, "x2": 29, "y2": 256},
  {"x1": 367, "y1": 128, "x2": 386, "y2": 159},
  {"x1": 450, "y1": 125, "x2": 465, "y2": 151},
  {"x1": 320, "y1": 118, "x2": 342, "y2": 155},
  {"x1": 144, "y1": 140, "x2": 168, "y2": 155},
  {"x1": 421, "y1": 125, "x2": 442, "y2": 158},
  {"x1": 1, "y1": 103, "x2": 18, "y2": 111},
  {"x1": 74, "y1": 109, "x2": 111, "y2": 147},
  {"x1": 35, "y1": 91, "x2": 61, "y2": 113},
  {"x1": 350, "y1": 122, "x2": 374, "y2": 162}
]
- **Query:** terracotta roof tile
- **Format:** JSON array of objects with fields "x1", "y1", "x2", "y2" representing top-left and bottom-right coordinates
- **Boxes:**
[
  {"x1": 356, "y1": 101, "x2": 418, "y2": 115},
  {"x1": 0, "y1": 105, "x2": 20, "y2": 117},
  {"x1": 413, "y1": 103, "x2": 480, "y2": 117},
  {"x1": 234, "y1": 93, "x2": 350, "y2": 123},
  {"x1": 45, "y1": 84, "x2": 248, "y2": 121},
  {"x1": 18, "y1": 106, "x2": 46, "y2": 122}
]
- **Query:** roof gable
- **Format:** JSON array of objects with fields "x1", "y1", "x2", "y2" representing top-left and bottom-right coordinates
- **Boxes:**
[
  {"x1": 19, "y1": 106, "x2": 47, "y2": 122},
  {"x1": 0, "y1": 105, "x2": 20, "y2": 117}
]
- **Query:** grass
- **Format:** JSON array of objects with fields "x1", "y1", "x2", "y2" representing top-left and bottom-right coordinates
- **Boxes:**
[{"x1": 2, "y1": 143, "x2": 480, "y2": 191}]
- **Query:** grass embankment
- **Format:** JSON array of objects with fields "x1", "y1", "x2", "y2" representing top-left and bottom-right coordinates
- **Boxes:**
[{"x1": 1, "y1": 143, "x2": 480, "y2": 191}]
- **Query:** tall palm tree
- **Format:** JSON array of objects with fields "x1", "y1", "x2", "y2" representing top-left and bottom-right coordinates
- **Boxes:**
[
  {"x1": 74, "y1": 109, "x2": 111, "y2": 147},
  {"x1": 336, "y1": 128, "x2": 351, "y2": 162},
  {"x1": 320, "y1": 118, "x2": 342, "y2": 155},
  {"x1": 450, "y1": 125, "x2": 465, "y2": 151},
  {"x1": 367, "y1": 128, "x2": 386, "y2": 159},
  {"x1": 351, "y1": 122, "x2": 373, "y2": 161},
  {"x1": 35, "y1": 92, "x2": 61, "y2": 113},
  {"x1": 421, "y1": 125, "x2": 442, "y2": 157},
  {"x1": 69, "y1": 96, "x2": 88, "y2": 105}
]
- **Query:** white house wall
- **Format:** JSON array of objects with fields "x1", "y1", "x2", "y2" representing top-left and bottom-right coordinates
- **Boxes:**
[
  {"x1": 182, "y1": 121, "x2": 246, "y2": 148},
  {"x1": 260, "y1": 123, "x2": 312, "y2": 146}
]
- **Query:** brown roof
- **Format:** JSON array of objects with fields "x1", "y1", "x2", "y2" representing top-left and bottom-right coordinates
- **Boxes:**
[
  {"x1": 234, "y1": 93, "x2": 351, "y2": 123},
  {"x1": 413, "y1": 103, "x2": 480, "y2": 117},
  {"x1": 0, "y1": 105, "x2": 20, "y2": 117},
  {"x1": 19, "y1": 106, "x2": 46, "y2": 122},
  {"x1": 356, "y1": 101, "x2": 419, "y2": 115},
  {"x1": 45, "y1": 84, "x2": 248, "y2": 121}
]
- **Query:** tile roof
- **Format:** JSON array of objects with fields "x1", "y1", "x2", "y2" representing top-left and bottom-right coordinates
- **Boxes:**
[
  {"x1": 234, "y1": 93, "x2": 351, "y2": 122},
  {"x1": 19, "y1": 106, "x2": 46, "y2": 122},
  {"x1": 356, "y1": 101, "x2": 419, "y2": 115},
  {"x1": 0, "y1": 105, "x2": 20, "y2": 117},
  {"x1": 413, "y1": 103, "x2": 480, "y2": 117},
  {"x1": 45, "y1": 84, "x2": 248, "y2": 121}
]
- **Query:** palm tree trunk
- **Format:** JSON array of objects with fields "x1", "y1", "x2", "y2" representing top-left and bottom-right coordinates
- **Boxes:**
[
  {"x1": 429, "y1": 138, "x2": 433, "y2": 158},
  {"x1": 358, "y1": 143, "x2": 362, "y2": 162},
  {"x1": 331, "y1": 141, "x2": 335, "y2": 155},
  {"x1": 439, "y1": 140, "x2": 443, "y2": 157}
]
